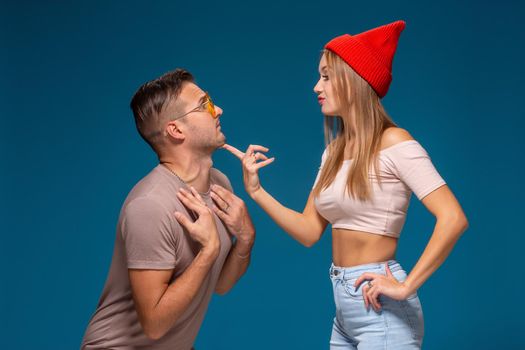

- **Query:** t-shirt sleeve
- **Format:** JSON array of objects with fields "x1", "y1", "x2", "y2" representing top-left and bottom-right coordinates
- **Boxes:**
[
  {"x1": 386, "y1": 141, "x2": 447, "y2": 200},
  {"x1": 312, "y1": 148, "x2": 328, "y2": 189},
  {"x1": 121, "y1": 196, "x2": 180, "y2": 269}
]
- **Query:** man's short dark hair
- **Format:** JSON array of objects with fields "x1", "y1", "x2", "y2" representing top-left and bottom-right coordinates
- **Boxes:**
[{"x1": 130, "y1": 68, "x2": 194, "y2": 152}]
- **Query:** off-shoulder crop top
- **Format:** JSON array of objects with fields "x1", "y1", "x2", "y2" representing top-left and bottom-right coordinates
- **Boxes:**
[{"x1": 313, "y1": 140, "x2": 446, "y2": 238}]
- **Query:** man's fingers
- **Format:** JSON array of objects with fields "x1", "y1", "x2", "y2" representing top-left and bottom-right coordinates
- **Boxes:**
[
  {"x1": 212, "y1": 204, "x2": 228, "y2": 221},
  {"x1": 222, "y1": 144, "x2": 245, "y2": 159},
  {"x1": 211, "y1": 184, "x2": 236, "y2": 203},
  {"x1": 174, "y1": 212, "x2": 194, "y2": 230},
  {"x1": 177, "y1": 190, "x2": 205, "y2": 214},
  {"x1": 210, "y1": 191, "x2": 230, "y2": 213},
  {"x1": 188, "y1": 186, "x2": 207, "y2": 205},
  {"x1": 178, "y1": 189, "x2": 203, "y2": 208},
  {"x1": 180, "y1": 188, "x2": 207, "y2": 207}
]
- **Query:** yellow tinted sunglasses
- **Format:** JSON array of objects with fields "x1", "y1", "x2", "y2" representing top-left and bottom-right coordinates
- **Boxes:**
[{"x1": 172, "y1": 92, "x2": 217, "y2": 120}]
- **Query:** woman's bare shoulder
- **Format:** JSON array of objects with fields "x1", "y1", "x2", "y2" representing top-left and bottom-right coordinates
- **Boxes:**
[{"x1": 380, "y1": 127, "x2": 415, "y2": 150}]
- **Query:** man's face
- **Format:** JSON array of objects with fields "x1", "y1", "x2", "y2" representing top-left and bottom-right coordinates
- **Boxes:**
[{"x1": 171, "y1": 82, "x2": 225, "y2": 152}]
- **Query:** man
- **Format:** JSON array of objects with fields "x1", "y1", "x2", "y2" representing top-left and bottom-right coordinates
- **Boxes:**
[{"x1": 81, "y1": 69, "x2": 257, "y2": 349}]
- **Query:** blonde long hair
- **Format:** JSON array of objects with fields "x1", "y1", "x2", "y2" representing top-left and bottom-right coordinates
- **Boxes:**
[{"x1": 312, "y1": 50, "x2": 397, "y2": 201}]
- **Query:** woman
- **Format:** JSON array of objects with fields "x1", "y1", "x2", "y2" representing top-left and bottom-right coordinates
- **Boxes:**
[{"x1": 218, "y1": 20, "x2": 468, "y2": 349}]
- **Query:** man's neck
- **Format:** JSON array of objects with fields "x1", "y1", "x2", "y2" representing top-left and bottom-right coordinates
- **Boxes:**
[{"x1": 159, "y1": 150, "x2": 213, "y2": 194}]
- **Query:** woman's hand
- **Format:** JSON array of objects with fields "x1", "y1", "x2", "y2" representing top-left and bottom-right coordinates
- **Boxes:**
[
  {"x1": 354, "y1": 263, "x2": 414, "y2": 311},
  {"x1": 222, "y1": 144, "x2": 275, "y2": 197}
]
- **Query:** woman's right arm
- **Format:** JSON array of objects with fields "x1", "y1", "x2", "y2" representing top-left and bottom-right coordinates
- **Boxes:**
[
  {"x1": 223, "y1": 144, "x2": 328, "y2": 247},
  {"x1": 251, "y1": 187, "x2": 328, "y2": 247}
]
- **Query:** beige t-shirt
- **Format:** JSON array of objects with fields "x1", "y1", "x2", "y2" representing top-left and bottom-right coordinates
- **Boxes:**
[{"x1": 81, "y1": 165, "x2": 233, "y2": 350}]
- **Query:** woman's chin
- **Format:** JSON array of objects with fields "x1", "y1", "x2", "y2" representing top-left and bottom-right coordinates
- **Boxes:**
[
  {"x1": 321, "y1": 105, "x2": 337, "y2": 116},
  {"x1": 322, "y1": 110, "x2": 339, "y2": 117}
]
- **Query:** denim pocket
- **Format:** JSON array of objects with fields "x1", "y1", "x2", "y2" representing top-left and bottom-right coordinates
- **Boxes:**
[
  {"x1": 341, "y1": 278, "x2": 367, "y2": 300},
  {"x1": 374, "y1": 292, "x2": 423, "y2": 344}
]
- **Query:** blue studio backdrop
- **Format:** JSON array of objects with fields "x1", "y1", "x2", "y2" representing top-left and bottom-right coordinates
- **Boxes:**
[{"x1": 2, "y1": 1, "x2": 524, "y2": 349}]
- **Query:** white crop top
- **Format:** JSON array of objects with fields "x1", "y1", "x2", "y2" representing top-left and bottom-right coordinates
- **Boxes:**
[{"x1": 313, "y1": 140, "x2": 446, "y2": 238}]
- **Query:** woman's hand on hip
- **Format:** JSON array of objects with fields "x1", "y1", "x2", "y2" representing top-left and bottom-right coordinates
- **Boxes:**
[
  {"x1": 354, "y1": 263, "x2": 414, "y2": 311},
  {"x1": 222, "y1": 143, "x2": 275, "y2": 197}
]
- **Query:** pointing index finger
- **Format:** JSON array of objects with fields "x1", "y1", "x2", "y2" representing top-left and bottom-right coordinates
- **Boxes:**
[{"x1": 222, "y1": 144, "x2": 245, "y2": 159}]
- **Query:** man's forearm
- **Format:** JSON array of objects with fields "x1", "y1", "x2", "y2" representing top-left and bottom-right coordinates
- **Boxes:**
[
  {"x1": 215, "y1": 239, "x2": 253, "y2": 295},
  {"x1": 142, "y1": 248, "x2": 218, "y2": 339}
]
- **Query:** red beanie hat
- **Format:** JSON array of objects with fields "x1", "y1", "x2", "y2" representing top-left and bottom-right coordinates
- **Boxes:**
[{"x1": 324, "y1": 20, "x2": 406, "y2": 98}]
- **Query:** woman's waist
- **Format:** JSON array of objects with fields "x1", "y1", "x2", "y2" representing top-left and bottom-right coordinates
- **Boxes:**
[
  {"x1": 330, "y1": 259, "x2": 404, "y2": 280},
  {"x1": 332, "y1": 227, "x2": 399, "y2": 246},
  {"x1": 331, "y1": 228, "x2": 398, "y2": 267}
]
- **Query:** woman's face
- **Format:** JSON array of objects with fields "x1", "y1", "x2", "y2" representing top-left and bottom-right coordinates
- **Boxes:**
[{"x1": 314, "y1": 54, "x2": 339, "y2": 116}]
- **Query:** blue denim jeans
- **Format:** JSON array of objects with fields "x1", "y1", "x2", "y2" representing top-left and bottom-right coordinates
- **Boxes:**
[{"x1": 329, "y1": 260, "x2": 424, "y2": 349}]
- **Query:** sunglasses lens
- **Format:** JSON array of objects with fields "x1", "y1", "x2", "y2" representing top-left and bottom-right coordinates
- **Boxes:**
[{"x1": 207, "y1": 98, "x2": 216, "y2": 118}]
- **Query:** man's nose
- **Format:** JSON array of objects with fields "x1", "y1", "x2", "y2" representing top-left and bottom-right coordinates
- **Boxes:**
[{"x1": 214, "y1": 105, "x2": 223, "y2": 117}]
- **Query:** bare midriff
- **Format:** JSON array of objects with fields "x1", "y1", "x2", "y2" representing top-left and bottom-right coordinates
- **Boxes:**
[{"x1": 332, "y1": 228, "x2": 398, "y2": 267}]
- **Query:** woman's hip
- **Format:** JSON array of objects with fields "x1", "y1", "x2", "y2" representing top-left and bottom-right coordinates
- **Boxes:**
[{"x1": 329, "y1": 260, "x2": 424, "y2": 346}]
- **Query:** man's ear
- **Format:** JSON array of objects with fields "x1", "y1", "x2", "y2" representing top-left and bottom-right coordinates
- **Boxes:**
[{"x1": 165, "y1": 120, "x2": 186, "y2": 141}]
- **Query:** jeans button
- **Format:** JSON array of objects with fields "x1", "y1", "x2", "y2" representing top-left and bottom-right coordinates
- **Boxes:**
[{"x1": 334, "y1": 270, "x2": 339, "y2": 276}]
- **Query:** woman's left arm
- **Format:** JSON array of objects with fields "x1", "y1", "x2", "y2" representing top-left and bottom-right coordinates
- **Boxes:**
[
  {"x1": 401, "y1": 184, "x2": 468, "y2": 295},
  {"x1": 355, "y1": 184, "x2": 468, "y2": 310}
]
